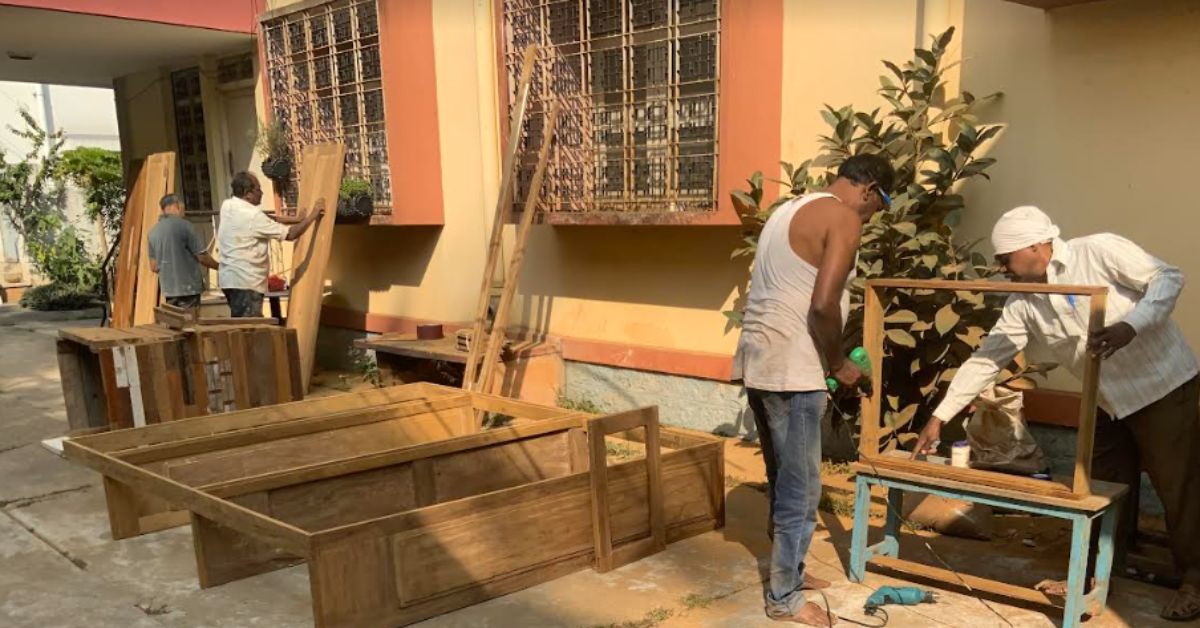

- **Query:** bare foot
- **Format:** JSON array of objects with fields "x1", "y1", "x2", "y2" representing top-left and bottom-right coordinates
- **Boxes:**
[
  {"x1": 1162, "y1": 583, "x2": 1200, "y2": 622},
  {"x1": 802, "y1": 574, "x2": 832, "y2": 590},
  {"x1": 1035, "y1": 578, "x2": 1096, "y2": 597},
  {"x1": 770, "y1": 602, "x2": 838, "y2": 626}
]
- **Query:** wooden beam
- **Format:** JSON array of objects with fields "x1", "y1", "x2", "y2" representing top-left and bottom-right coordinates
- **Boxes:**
[
  {"x1": 860, "y1": 455, "x2": 1076, "y2": 499},
  {"x1": 866, "y1": 278, "x2": 1107, "y2": 296},
  {"x1": 463, "y1": 45, "x2": 539, "y2": 391},
  {"x1": 63, "y1": 440, "x2": 310, "y2": 555},
  {"x1": 131, "y1": 153, "x2": 177, "y2": 326},
  {"x1": 286, "y1": 142, "x2": 347, "y2": 394},
  {"x1": 473, "y1": 102, "x2": 561, "y2": 397},
  {"x1": 1073, "y1": 291, "x2": 1107, "y2": 495},
  {"x1": 860, "y1": 283, "x2": 884, "y2": 458},
  {"x1": 870, "y1": 556, "x2": 1058, "y2": 607}
]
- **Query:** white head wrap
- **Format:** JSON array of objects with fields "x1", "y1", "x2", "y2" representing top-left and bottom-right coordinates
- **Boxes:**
[{"x1": 990, "y1": 206, "x2": 1060, "y2": 255}]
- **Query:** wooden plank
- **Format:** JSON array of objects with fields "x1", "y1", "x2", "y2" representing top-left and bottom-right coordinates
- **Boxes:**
[
  {"x1": 473, "y1": 103, "x2": 561, "y2": 396},
  {"x1": 271, "y1": 329, "x2": 293, "y2": 405},
  {"x1": 286, "y1": 331, "x2": 304, "y2": 402},
  {"x1": 870, "y1": 556, "x2": 1057, "y2": 607},
  {"x1": 463, "y1": 45, "x2": 539, "y2": 391},
  {"x1": 468, "y1": 392, "x2": 580, "y2": 421},
  {"x1": 587, "y1": 408, "x2": 665, "y2": 572},
  {"x1": 853, "y1": 457, "x2": 1125, "y2": 512},
  {"x1": 861, "y1": 284, "x2": 884, "y2": 457},
  {"x1": 119, "y1": 345, "x2": 148, "y2": 428},
  {"x1": 228, "y1": 330, "x2": 253, "y2": 410},
  {"x1": 286, "y1": 141, "x2": 347, "y2": 394},
  {"x1": 866, "y1": 278, "x2": 1107, "y2": 296},
  {"x1": 117, "y1": 395, "x2": 472, "y2": 465},
  {"x1": 203, "y1": 414, "x2": 584, "y2": 499},
  {"x1": 191, "y1": 509, "x2": 303, "y2": 588},
  {"x1": 102, "y1": 476, "x2": 144, "y2": 540},
  {"x1": 98, "y1": 350, "x2": 132, "y2": 430},
  {"x1": 308, "y1": 535, "x2": 397, "y2": 628},
  {"x1": 131, "y1": 152, "x2": 177, "y2": 327},
  {"x1": 74, "y1": 384, "x2": 452, "y2": 453},
  {"x1": 267, "y1": 465, "x2": 417, "y2": 532},
  {"x1": 197, "y1": 316, "x2": 278, "y2": 326},
  {"x1": 57, "y1": 340, "x2": 92, "y2": 430},
  {"x1": 111, "y1": 158, "x2": 149, "y2": 328},
  {"x1": 63, "y1": 439, "x2": 310, "y2": 555},
  {"x1": 1074, "y1": 291, "x2": 1107, "y2": 495},
  {"x1": 589, "y1": 417, "x2": 613, "y2": 571}
]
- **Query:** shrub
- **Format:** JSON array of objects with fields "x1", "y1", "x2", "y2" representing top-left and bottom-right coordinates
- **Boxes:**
[{"x1": 20, "y1": 282, "x2": 99, "y2": 311}]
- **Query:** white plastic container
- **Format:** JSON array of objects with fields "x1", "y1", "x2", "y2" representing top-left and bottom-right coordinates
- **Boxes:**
[{"x1": 951, "y1": 440, "x2": 971, "y2": 468}]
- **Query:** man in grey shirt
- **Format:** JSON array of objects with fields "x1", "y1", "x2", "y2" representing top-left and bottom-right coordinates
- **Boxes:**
[{"x1": 147, "y1": 194, "x2": 218, "y2": 309}]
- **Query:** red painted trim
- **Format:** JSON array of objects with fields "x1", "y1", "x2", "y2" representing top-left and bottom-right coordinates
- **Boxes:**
[
  {"x1": 320, "y1": 306, "x2": 735, "y2": 382},
  {"x1": 378, "y1": 0, "x2": 444, "y2": 226},
  {"x1": 715, "y1": 0, "x2": 782, "y2": 224},
  {"x1": 3, "y1": 0, "x2": 256, "y2": 33}
]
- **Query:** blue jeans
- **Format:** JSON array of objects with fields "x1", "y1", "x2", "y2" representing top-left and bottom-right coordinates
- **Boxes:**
[
  {"x1": 223, "y1": 288, "x2": 264, "y2": 318},
  {"x1": 747, "y1": 388, "x2": 826, "y2": 618}
]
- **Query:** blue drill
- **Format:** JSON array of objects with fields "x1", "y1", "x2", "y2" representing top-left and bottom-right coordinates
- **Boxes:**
[{"x1": 864, "y1": 586, "x2": 936, "y2": 614}]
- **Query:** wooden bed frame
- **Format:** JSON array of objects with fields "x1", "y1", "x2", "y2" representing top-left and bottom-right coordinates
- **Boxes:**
[
  {"x1": 64, "y1": 383, "x2": 725, "y2": 627},
  {"x1": 861, "y1": 279, "x2": 1108, "y2": 498}
]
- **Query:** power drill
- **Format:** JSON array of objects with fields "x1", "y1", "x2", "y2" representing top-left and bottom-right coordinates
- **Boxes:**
[
  {"x1": 826, "y1": 346, "x2": 872, "y2": 394},
  {"x1": 864, "y1": 586, "x2": 936, "y2": 614}
]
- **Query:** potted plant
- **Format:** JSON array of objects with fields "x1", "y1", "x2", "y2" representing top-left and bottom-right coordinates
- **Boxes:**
[
  {"x1": 255, "y1": 120, "x2": 292, "y2": 182},
  {"x1": 337, "y1": 177, "x2": 374, "y2": 222}
]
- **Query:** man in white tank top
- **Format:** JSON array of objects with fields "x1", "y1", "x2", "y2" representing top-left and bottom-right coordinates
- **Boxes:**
[{"x1": 733, "y1": 154, "x2": 895, "y2": 626}]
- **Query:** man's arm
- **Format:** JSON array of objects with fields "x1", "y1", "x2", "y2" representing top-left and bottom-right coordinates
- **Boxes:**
[
  {"x1": 808, "y1": 210, "x2": 862, "y2": 386},
  {"x1": 283, "y1": 199, "x2": 327, "y2": 241},
  {"x1": 196, "y1": 252, "x2": 219, "y2": 270},
  {"x1": 912, "y1": 296, "x2": 1029, "y2": 457},
  {"x1": 1087, "y1": 235, "x2": 1183, "y2": 358},
  {"x1": 149, "y1": 260, "x2": 159, "y2": 273}
]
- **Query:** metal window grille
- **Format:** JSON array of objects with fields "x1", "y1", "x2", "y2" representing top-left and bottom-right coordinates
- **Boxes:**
[
  {"x1": 503, "y1": 0, "x2": 720, "y2": 216},
  {"x1": 217, "y1": 53, "x2": 255, "y2": 85},
  {"x1": 262, "y1": 0, "x2": 391, "y2": 213},
  {"x1": 171, "y1": 68, "x2": 213, "y2": 212}
]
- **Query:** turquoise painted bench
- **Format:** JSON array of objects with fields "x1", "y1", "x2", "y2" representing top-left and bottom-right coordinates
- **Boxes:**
[{"x1": 849, "y1": 458, "x2": 1127, "y2": 628}]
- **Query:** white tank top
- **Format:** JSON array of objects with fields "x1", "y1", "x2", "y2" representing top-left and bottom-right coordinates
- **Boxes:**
[{"x1": 732, "y1": 193, "x2": 854, "y2": 392}]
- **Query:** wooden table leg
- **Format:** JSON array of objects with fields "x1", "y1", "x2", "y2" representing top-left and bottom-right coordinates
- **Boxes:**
[
  {"x1": 1090, "y1": 505, "x2": 1118, "y2": 615},
  {"x1": 849, "y1": 475, "x2": 871, "y2": 583},
  {"x1": 1063, "y1": 513, "x2": 1093, "y2": 628},
  {"x1": 881, "y1": 487, "x2": 903, "y2": 558}
]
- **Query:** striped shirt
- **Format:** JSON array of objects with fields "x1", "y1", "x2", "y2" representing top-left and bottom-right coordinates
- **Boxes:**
[{"x1": 933, "y1": 234, "x2": 1197, "y2": 421}]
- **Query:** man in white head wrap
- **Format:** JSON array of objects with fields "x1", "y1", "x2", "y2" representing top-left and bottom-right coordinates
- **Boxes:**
[{"x1": 912, "y1": 206, "x2": 1200, "y2": 621}]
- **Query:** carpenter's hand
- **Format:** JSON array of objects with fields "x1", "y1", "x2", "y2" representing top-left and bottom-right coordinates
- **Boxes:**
[
  {"x1": 911, "y1": 418, "x2": 943, "y2": 460},
  {"x1": 1088, "y1": 322, "x2": 1136, "y2": 359},
  {"x1": 831, "y1": 360, "x2": 864, "y2": 389}
]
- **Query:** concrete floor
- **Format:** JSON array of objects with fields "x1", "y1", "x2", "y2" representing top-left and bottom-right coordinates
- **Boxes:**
[{"x1": 0, "y1": 305, "x2": 1184, "y2": 627}]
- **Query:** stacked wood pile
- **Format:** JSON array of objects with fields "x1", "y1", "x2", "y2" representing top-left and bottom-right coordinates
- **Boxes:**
[{"x1": 57, "y1": 323, "x2": 301, "y2": 432}]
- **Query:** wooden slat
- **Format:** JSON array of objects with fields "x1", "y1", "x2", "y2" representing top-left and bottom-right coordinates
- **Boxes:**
[
  {"x1": 870, "y1": 556, "x2": 1057, "y2": 607},
  {"x1": 861, "y1": 284, "x2": 884, "y2": 457},
  {"x1": 130, "y1": 153, "x2": 177, "y2": 327},
  {"x1": 229, "y1": 330, "x2": 253, "y2": 411},
  {"x1": 111, "y1": 159, "x2": 149, "y2": 328},
  {"x1": 1074, "y1": 291, "x2": 1107, "y2": 494},
  {"x1": 468, "y1": 391, "x2": 581, "y2": 421},
  {"x1": 271, "y1": 330, "x2": 292, "y2": 404},
  {"x1": 866, "y1": 278, "x2": 1108, "y2": 295},
  {"x1": 57, "y1": 340, "x2": 92, "y2": 430},
  {"x1": 63, "y1": 439, "x2": 310, "y2": 555},
  {"x1": 463, "y1": 45, "x2": 539, "y2": 390},
  {"x1": 286, "y1": 142, "x2": 347, "y2": 394},
  {"x1": 587, "y1": 407, "x2": 664, "y2": 573},
  {"x1": 191, "y1": 511, "x2": 304, "y2": 588},
  {"x1": 73, "y1": 385, "x2": 459, "y2": 453},
  {"x1": 117, "y1": 396, "x2": 472, "y2": 465}
]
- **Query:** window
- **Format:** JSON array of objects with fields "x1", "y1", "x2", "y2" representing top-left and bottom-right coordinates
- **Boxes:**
[
  {"x1": 262, "y1": 0, "x2": 391, "y2": 212},
  {"x1": 502, "y1": 0, "x2": 720, "y2": 218},
  {"x1": 218, "y1": 53, "x2": 255, "y2": 86},
  {"x1": 171, "y1": 68, "x2": 214, "y2": 212}
]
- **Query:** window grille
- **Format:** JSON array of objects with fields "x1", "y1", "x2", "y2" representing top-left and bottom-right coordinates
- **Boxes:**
[
  {"x1": 502, "y1": 0, "x2": 720, "y2": 216},
  {"x1": 171, "y1": 68, "x2": 214, "y2": 212},
  {"x1": 262, "y1": 0, "x2": 391, "y2": 213}
]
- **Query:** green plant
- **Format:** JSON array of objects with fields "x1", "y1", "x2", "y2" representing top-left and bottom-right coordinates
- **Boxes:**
[
  {"x1": 254, "y1": 119, "x2": 290, "y2": 161},
  {"x1": 0, "y1": 110, "x2": 101, "y2": 291},
  {"x1": 728, "y1": 28, "x2": 1038, "y2": 433},
  {"x1": 558, "y1": 395, "x2": 603, "y2": 414},
  {"x1": 339, "y1": 177, "x2": 373, "y2": 201},
  {"x1": 347, "y1": 346, "x2": 382, "y2": 387},
  {"x1": 57, "y1": 146, "x2": 125, "y2": 235},
  {"x1": 20, "y1": 282, "x2": 98, "y2": 311}
]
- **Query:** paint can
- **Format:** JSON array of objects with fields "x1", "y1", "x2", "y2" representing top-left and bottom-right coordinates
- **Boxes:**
[{"x1": 951, "y1": 440, "x2": 971, "y2": 468}]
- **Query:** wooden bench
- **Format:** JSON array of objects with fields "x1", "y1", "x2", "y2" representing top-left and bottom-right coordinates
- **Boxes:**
[
  {"x1": 849, "y1": 452, "x2": 1127, "y2": 628},
  {"x1": 64, "y1": 383, "x2": 724, "y2": 627}
]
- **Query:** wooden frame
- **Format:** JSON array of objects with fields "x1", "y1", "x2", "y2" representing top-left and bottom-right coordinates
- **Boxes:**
[
  {"x1": 861, "y1": 279, "x2": 1108, "y2": 497},
  {"x1": 64, "y1": 383, "x2": 724, "y2": 627}
]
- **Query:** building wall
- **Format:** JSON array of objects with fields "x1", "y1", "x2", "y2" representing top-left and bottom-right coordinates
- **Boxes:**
[{"x1": 956, "y1": 0, "x2": 1200, "y2": 391}]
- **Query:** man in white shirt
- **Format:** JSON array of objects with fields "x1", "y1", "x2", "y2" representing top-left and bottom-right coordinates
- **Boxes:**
[
  {"x1": 217, "y1": 171, "x2": 324, "y2": 317},
  {"x1": 912, "y1": 206, "x2": 1200, "y2": 621}
]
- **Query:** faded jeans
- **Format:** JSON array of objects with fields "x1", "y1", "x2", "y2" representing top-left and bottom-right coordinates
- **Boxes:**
[
  {"x1": 747, "y1": 388, "x2": 826, "y2": 618},
  {"x1": 223, "y1": 288, "x2": 264, "y2": 318}
]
